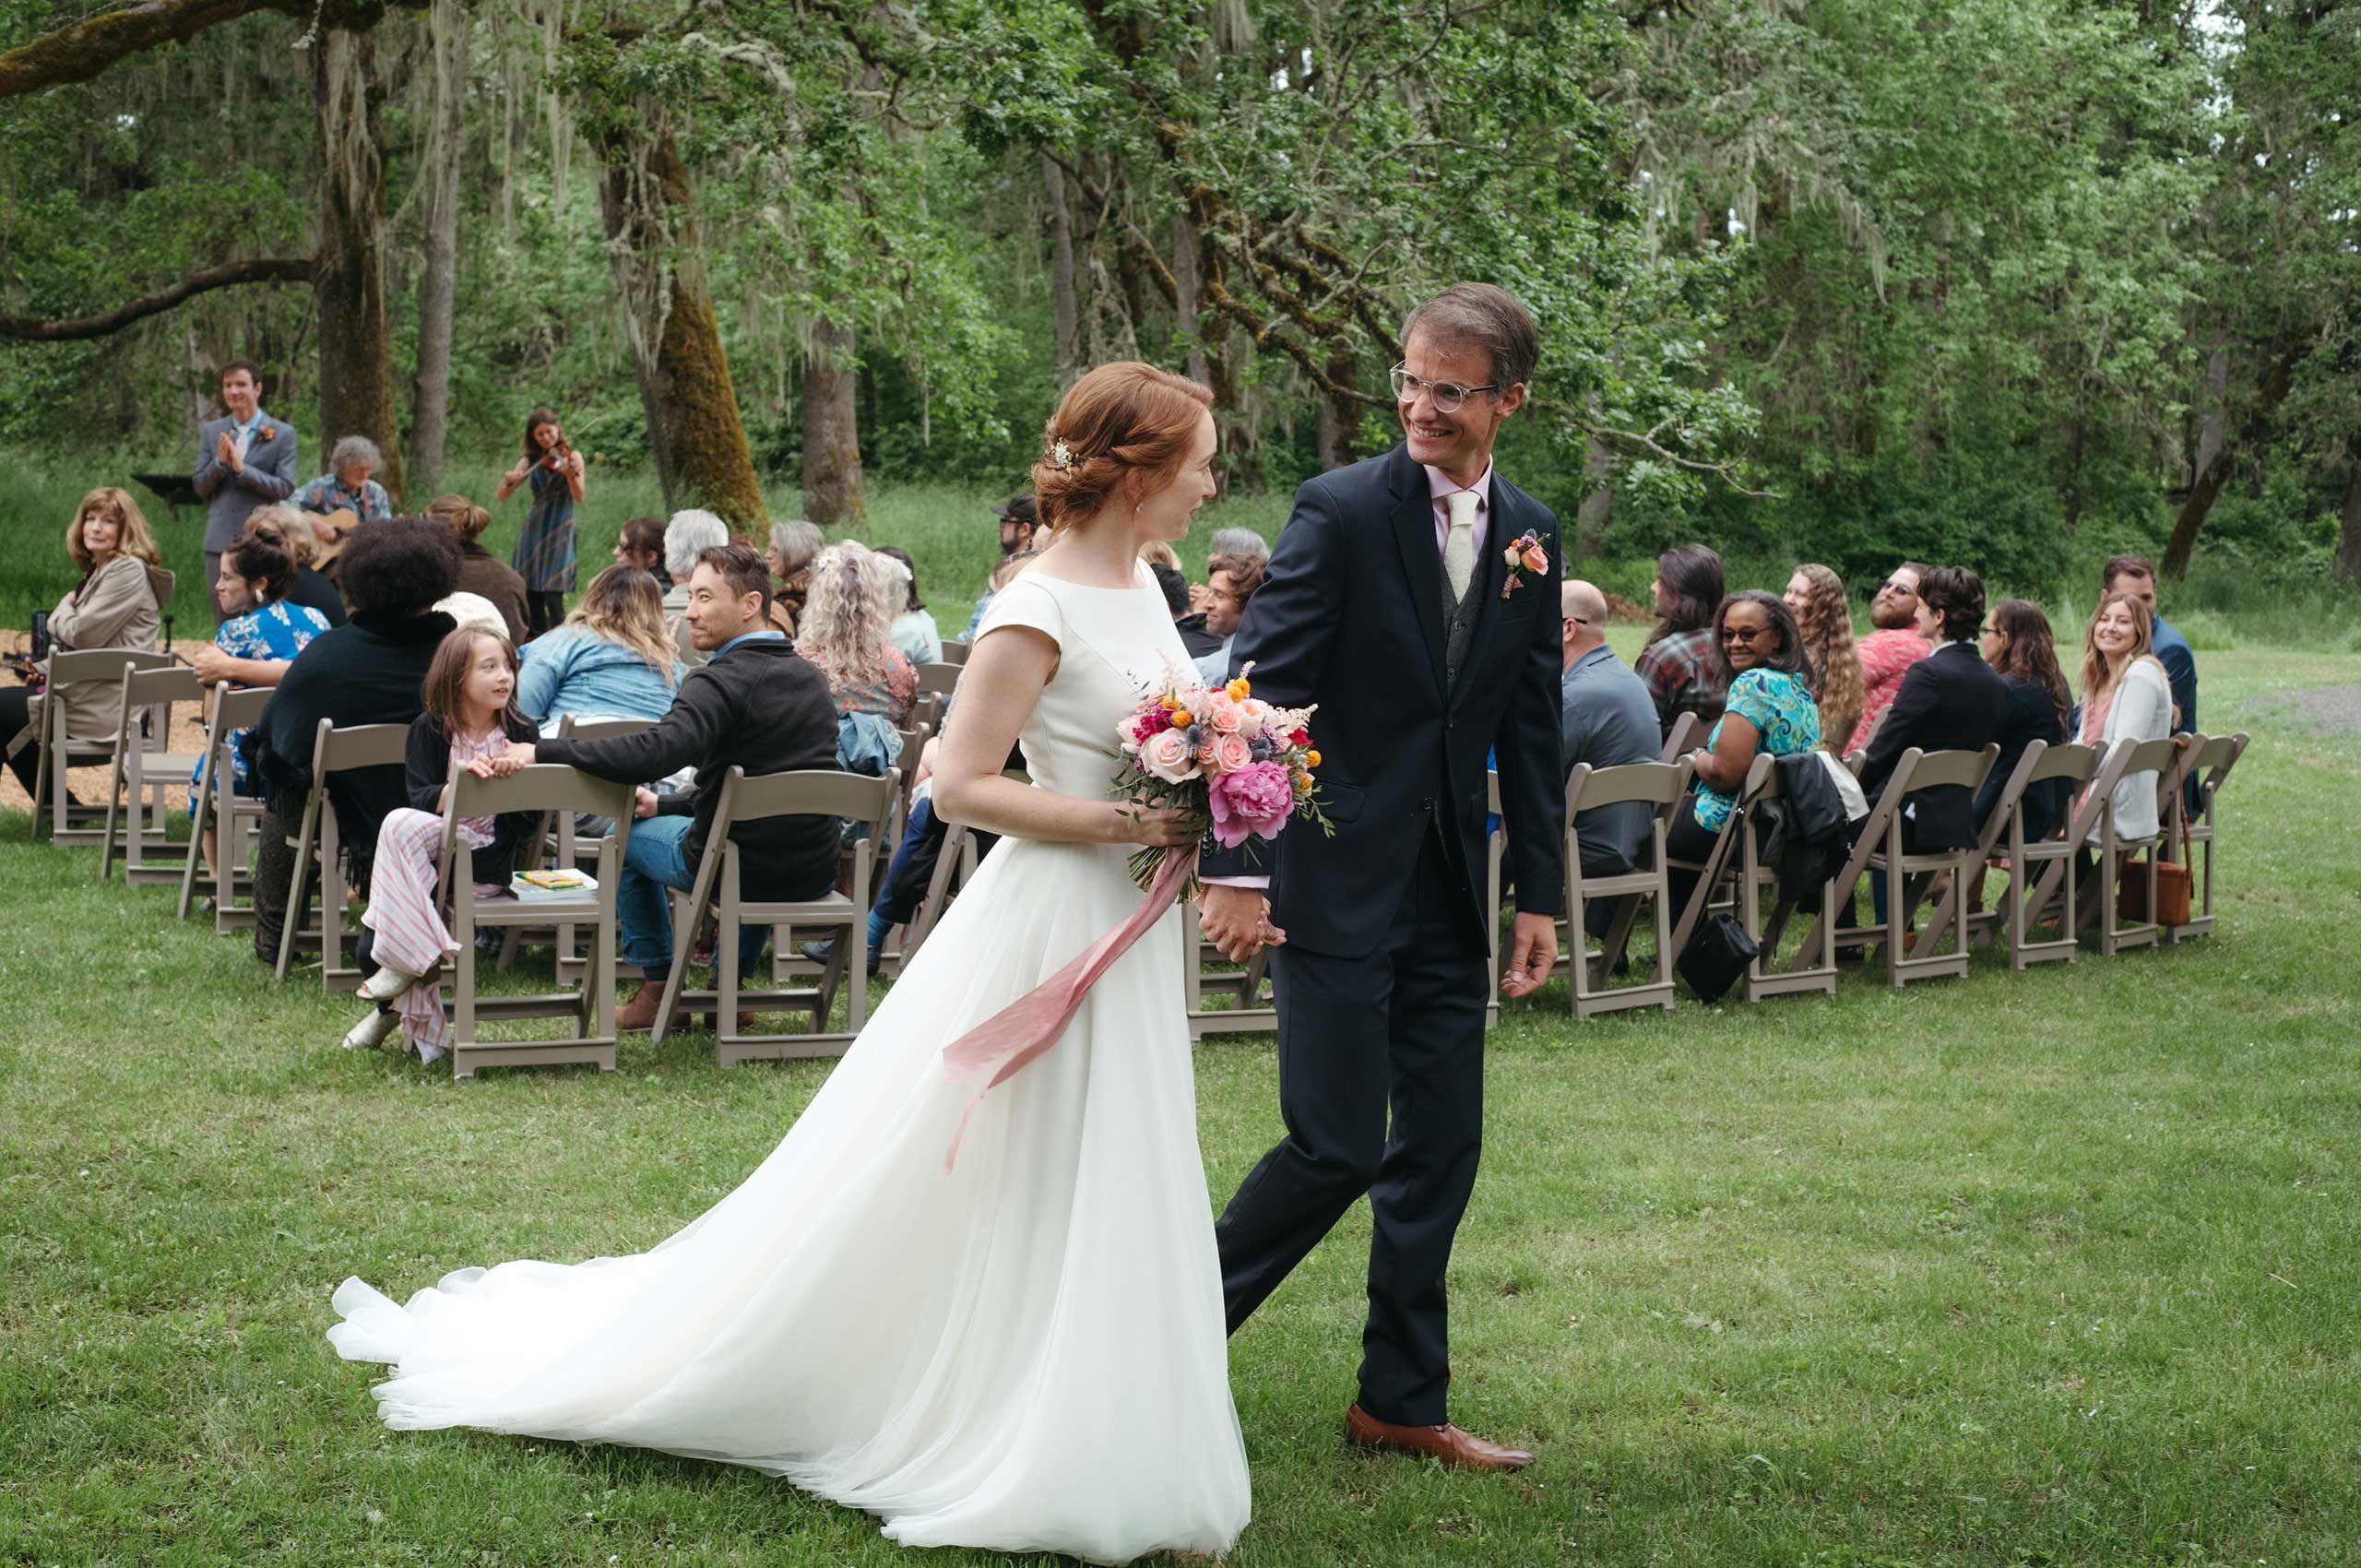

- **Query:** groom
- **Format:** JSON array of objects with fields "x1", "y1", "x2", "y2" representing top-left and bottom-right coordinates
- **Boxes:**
[{"x1": 1199, "y1": 283, "x2": 1565, "y2": 1469}]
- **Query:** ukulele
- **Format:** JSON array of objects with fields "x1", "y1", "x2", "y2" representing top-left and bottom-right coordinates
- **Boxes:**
[{"x1": 305, "y1": 507, "x2": 362, "y2": 576}]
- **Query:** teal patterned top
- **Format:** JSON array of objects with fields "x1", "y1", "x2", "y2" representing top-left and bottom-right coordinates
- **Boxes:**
[{"x1": 1692, "y1": 667, "x2": 1822, "y2": 830}]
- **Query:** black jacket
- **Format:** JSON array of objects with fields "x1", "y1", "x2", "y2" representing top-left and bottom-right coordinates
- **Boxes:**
[
  {"x1": 1200, "y1": 444, "x2": 1565, "y2": 956},
  {"x1": 286, "y1": 565, "x2": 347, "y2": 629},
  {"x1": 535, "y1": 635, "x2": 841, "y2": 899},
  {"x1": 403, "y1": 710, "x2": 544, "y2": 886},
  {"x1": 1171, "y1": 611, "x2": 1226, "y2": 659},
  {"x1": 249, "y1": 608, "x2": 456, "y2": 863},
  {"x1": 1975, "y1": 673, "x2": 2070, "y2": 844},
  {"x1": 1857, "y1": 640, "x2": 2009, "y2": 851},
  {"x1": 1757, "y1": 751, "x2": 1853, "y2": 908}
]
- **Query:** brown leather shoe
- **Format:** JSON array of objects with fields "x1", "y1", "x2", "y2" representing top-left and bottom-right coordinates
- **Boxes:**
[
  {"x1": 1346, "y1": 1404, "x2": 1534, "y2": 1471},
  {"x1": 613, "y1": 982, "x2": 671, "y2": 1035}
]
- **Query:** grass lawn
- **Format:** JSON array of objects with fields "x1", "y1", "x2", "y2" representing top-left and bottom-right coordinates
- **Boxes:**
[{"x1": 3, "y1": 644, "x2": 2358, "y2": 1566}]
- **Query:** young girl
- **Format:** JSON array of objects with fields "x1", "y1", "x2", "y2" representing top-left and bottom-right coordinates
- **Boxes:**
[
  {"x1": 496, "y1": 407, "x2": 585, "y2": 639},
  {"x1": 343, "y1": 628, "x2": 542, "y2": 1060}
]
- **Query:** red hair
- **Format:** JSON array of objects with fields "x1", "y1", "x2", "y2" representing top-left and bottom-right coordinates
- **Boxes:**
[{"x1": 1031, "y1": 362, "x2": 1214, "y2": 533}]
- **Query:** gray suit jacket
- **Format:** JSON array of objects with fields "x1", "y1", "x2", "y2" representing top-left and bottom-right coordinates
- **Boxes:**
[{"x1": 193, "y1": 413, "x2": 299, "y2": 551}]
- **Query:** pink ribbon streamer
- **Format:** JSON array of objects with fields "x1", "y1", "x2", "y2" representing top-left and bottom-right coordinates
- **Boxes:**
[{"x1": 941, "y1": 846, "x2": 1200, "y2": 1172}]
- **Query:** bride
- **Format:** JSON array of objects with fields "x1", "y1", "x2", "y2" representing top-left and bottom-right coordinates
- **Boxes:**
[{"x1": 329, "y1": 362, "x2": 1251, "y2": 1563}]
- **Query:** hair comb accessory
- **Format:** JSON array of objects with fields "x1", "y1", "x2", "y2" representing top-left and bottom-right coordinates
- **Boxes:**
[{"x1": 1050, "y1": 439, "x2": 1075, "y2": 471}]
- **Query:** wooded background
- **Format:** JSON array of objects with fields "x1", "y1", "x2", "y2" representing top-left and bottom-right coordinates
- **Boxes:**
[{"x1": 1, "y1": 0, "x2": 2355, "y2": 595}]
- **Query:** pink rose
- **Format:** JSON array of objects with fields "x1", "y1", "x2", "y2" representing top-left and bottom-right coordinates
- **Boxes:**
[
  {"x1": 1521, "y1": 543, "x2": 1549, "y2": 575},
  {"x1": 1206, "y1": 693, "x2": 1245, "y2": 734},
  {"x1": 1140, "y1": 728, "x2": 1197, "y2": 783},
  {"x1": 1209, "y1": 731, "x2": 1253, "y2": 774},
  {"x1": 1205, "y1": 760, "x2": 1296, "y2": 848}
]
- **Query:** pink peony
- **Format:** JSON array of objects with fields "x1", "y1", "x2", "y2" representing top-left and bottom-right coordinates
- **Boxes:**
[
  {"x1": 1206, "y1": 760, "x2": 1296, "y2": 847},
  {"x1": 1140, "y1": 728, "x2": 1198, "y2": 783},
  {"x1": 1209, "y1": 731, "x2": 1253, "y2": 774}
]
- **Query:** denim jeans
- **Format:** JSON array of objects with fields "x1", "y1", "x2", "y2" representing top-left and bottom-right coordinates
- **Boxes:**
[{"x1": 620, "y1": 814, "x2": 769, "y2": 980}]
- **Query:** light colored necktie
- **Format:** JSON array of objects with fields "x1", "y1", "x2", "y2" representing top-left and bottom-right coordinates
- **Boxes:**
[{"x1": 1442, "y1": 489, "x2": 1478, "y2": 600}]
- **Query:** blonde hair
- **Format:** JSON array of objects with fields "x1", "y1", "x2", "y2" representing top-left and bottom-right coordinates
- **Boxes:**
[
  {"x1": 564, "y1": 566, "x2": 678, "y2": 685},
  {"x1": 1137, "y1": 540, "x2": 1180, "y2": 570},
  {"x1": 1790, "y1": 564, "x2": 1864, "y2": 751},
  {"x1": 426, "y1": 492, "x2": 493, "y2": 542},
  {"x1": 2079, "y1": 590, "x2": 2166, "y2": 712},
  {"x1": 243, "y1": 503, "x2": 314, "y2": 565},
  {"x1": 798, "y1": 542, "x2": 899, "y2": 690},
  {"x1": 67, "y1": 487, "x2": 160, "y2": 573}
]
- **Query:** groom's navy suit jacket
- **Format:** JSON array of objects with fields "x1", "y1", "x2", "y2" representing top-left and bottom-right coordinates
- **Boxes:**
[{"x1": 1202, "y1": 444, "x2": 1565, "y2": 958}]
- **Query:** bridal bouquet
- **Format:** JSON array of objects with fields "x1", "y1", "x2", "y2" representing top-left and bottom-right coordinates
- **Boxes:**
[{"x1": 1112, "y1": 664, "x2": 1328, "y2": 891}]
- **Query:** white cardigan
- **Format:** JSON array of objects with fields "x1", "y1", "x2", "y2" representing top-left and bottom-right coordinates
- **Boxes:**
[{"x1": 2086, "y1": 656, "x2": 2172, "y2": 843}]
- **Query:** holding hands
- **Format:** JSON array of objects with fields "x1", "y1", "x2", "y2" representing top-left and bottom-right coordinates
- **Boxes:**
[
  {"x1": 469, "y1": 742, "x2": 534, "y2": 779},
  {"x1": 1199, "y1": 884, "x2": 1285, "y2": 964}
]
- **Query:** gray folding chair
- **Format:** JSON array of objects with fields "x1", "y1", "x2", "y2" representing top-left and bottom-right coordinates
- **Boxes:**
[
  {"x1": 1185, "y1": 918, "x2": 1278, "y2": 1039},
  {"x1": 99, "y1": 663, "x2": 207, "y2": 883},
  {"x1": 938, "y1": 638, "x2": 970, "y2": 667},
  {"x1": 651, "y1": 766, "x2": 899, "y2": 1063},
  {"x1": 533, "y1": 714, "x2": 656, "y2": 980},
  {"x1": 434, "y1": 763, "x2": 635, "y2": 1080},
  {"x1": 274, "y1": 719, "x2": 410, "y2": 990},
  {"x1": 14, "y1": 647, "x2": 172, "y2": 843},
  {"x1": 1732, "y1": 759, "x2": 1840, "y2": 1002},
  {"x1": 1861, "y1": 745, "x2": 1998, "y2": 987},
  {"x1": 1561, "y1": 759, "x2": 1691, "y2": 1016},
  {"x1": 2165, "y1": 731, "x2": 2248, "y2": 944},
  {"x1": 177, "y1": 684, "x2": 275, "y2": 925},
  {"x1": 1997, "y1": 742, "x2": 2113, "y2": 969},
  {"x1": 914, "y1": 660, "x2": 962, "y2": 710},
  {"x1": 1911, "y1": 739, "x2": 2047, "y2": 957},
  {"x1": 2079, "y1": 735, "x2": 2182, "y2": 957},
  {"x1": 1658, "y1": 709, "x2": 1702, "y2": 764},
  {"x1": 1842, "y1": 704, "x2": 1890, "y2": 777}
]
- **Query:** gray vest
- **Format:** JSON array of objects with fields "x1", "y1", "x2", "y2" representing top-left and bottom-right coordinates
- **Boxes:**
[{"x1": 1442, "y1": 551, "x2": 1489, "y2": 690}]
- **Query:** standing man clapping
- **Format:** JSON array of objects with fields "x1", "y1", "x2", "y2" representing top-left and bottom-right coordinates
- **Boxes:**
[{"x1": 193, "y1": 360, "x2": 299, "y2": 624}]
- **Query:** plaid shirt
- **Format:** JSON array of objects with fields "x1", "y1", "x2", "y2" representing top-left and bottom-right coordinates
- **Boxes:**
[{"x1": 1631, "y1": 625, "x2": 1724, "y2": 738}]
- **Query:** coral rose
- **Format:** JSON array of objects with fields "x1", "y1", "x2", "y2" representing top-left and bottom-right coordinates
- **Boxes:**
[{"x1": 1209, "y1": 731, "x2": 1253, "y2": 774}]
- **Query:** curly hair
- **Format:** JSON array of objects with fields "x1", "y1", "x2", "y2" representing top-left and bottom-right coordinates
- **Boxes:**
[
  {"x1": 1031, "y1": 362, "x2": 1215, "y2": 533},
  {"x1": 797, "y1": 542, "x2": 900, "y2": 692},
  {"x1": 340, "y1": 515, "x2": 461, "y2": 617},
  {"x1": 565, "y1": 566, "x2": 678, "y2": 685},
  {"x1": 1789, "y1": 563, "x2": 1864, "y2": 751}
]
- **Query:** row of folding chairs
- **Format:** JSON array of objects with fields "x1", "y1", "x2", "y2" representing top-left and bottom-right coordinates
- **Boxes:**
[{"x1": 1513, "y1": 725, "x2": 2248, "y2": 1016}]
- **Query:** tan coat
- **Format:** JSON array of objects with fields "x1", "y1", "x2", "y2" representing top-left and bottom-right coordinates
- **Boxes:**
[{"x1": 44, "y1": 554, "x2": 173, "y2": 740}]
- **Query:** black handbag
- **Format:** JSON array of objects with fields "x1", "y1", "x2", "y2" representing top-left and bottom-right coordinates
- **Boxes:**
[{"x1": 1676, "y1": 912, "x2": 1759, "y2": 1004}]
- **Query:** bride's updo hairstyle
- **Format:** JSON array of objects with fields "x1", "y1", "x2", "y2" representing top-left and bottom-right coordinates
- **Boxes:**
[{"x1": 1031, "y1": 362, "x2": 1215, "y2": 533}]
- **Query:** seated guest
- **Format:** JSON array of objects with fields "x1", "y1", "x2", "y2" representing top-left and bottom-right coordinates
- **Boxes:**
[
  {"x1": 187, "y1": 532, "x2": 332, "y2": 870},
  {"x1": 1193, "y1": 551, "x2": 1264, "y2": 683},
  {"x1": 293, "y1": 434, "x2": 393, "y2": 556},
  {"x1": 341, "y1": 627, "x2": 542, "y2": 1060},
  {"x1": 1139, "y1": 540, "x2": 1181, "y2": 572},
  {"x1": 1192, "y1": 527, "x2": 1271, "y2": 614},
  {"x1": 516, "y1": 565, "x2": 682, "y2": 727},
  {"x1": 2099, "y1": 553, "x2": 2196, "y2": 737},
  {"x1": 1662, "y1": 591, "x2": 1821, "y2": 940},
  {"x1": 1785, "y1": 563, "x2": 1865, "y2": 753},
  {"x1": 245, "y1": 518, "x2": 458, "y2": 965},
  {"x1": 240, "y1": 505, "x2": 347, "y2": 627},
  {"x1": 1856, "y1": 566, "x2": 2009, "y2": 852},
  {"x1": 425, "y1": 493, "x2": 530, "y2": 646},
  {"x1": 1846, "y1": 561, "x2": 1931, "y2": 753},
  {"x1": 767, "y1": 518, "x2": 825, "y2": 636},
  {"x1": 660, "y1": 508, "x2": 730, "y2": 668},
  {"x1": 2076, "y1": 591, "x2": 2176, "y2": 854},
  {"x1": 1147, "y1": 561, "x2": 1193, "y2": 624},
  {"x1": 612, "y1": 515, "x2": 671, "y2": 590},
  {"x1": 803, "y1": 542, "x2": 918, "y2": 728},
  {"x1": 875, "y1": 545, "x2": 943, "y2": 666},
  {"x1": 0, "y1": 487, "x2": 174, "y2": 800},
  {"x1": 967, "y1": 495, "x2": 1038, "y2": 637},
  {"x1": 511, "y1": 544, "x2": 842, "y2": 1033},
  {"x1": 1559, "y1": 578, "x2": 1660, "y2": 865},
  {"x1": 1975, "y1": 599, "x2": 2072, "y2": 842},
  {"x1": 1632, "y1": 543, "x2": 1727, "y2": 738}
]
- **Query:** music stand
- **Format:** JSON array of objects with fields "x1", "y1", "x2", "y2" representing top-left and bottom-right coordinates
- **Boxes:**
[{"x1": 132, "y1": 471, "x2": 204, "y2": 518}]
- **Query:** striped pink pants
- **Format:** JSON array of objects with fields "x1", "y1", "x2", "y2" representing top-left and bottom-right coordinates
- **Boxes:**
[{"x1": 361, "y1": 807, "x2": 498, "y2": 1063}]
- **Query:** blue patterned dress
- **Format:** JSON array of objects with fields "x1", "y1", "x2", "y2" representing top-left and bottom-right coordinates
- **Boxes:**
[
  {"x1": 512, "y1": 464, "x2": 577, "y2": 594},
  {"x1": 1691, "y1": 667, "x2": 1821, "y2": 830},
  {"x1": 194, "y1": 599, "x2": 332, "y2": 792}
]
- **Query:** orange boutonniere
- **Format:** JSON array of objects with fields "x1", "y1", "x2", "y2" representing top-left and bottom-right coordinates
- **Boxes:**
[
  {"x1": 1500, "y1": 529, "x2": 1549, "y2": 600},
  {"x1": 259, "y1": 426, "x2": 277, "y2": 442}
]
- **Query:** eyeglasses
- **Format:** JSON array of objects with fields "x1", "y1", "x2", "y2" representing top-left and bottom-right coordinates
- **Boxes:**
[
  {"x1": 1389, "y1": 363, "x2": 1501, "y2": 415},
  {"x1": 1878, "y1": 579, "x2": 1917, "y2": 598},
  {"x1": 1562, "y1": 615, "x2": 1591, "y2": 628}
]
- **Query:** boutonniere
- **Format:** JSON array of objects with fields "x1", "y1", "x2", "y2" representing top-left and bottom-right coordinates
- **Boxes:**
[
  {"x1": 259, "y1": 426, "x2": 277, "y2": 442},
  {"x1": 1501, "y1": 529, "x2": 1548, "y2": 600}
]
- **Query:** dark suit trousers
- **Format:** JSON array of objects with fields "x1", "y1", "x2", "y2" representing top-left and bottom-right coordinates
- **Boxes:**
[{"x1": 1215, "y1": 827, "x2": 1489, "y2": 1428}]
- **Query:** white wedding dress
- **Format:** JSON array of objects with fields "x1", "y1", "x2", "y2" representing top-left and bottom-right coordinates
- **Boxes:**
[{"x1": 328, "y1": 568, "x2": 1251, "y2": 1563}]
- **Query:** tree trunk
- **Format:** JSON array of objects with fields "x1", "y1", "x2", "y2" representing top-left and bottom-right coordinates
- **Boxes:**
[
  {"x1": 1314, "y1": 341, "x2": 1358, "y2": 471},
  {"x1": 801, "y1": 315, "x2": 865, "y2": 528},
  {"x1": 314, "y1": 26, "x2": 405, "y2": 500},
  {"x1": 1172, "y1": 212, "x2": 1205, "y2": 384},
  {"x1": 406, "y1": 0, "x2": 466, "y2": 496},
  {"x1": 1574, "y1": 435, "x2": 1613, "y2": 559},
  {"x1": 2335, "y1": 457, "x2": 2361, "y2": 588},
  {"x1": 596, "y1": 123, "x2": 764, "y2": 530},
  {"x1": 2190, "y1": 345, "x2": 2230, "y2": 485},
  {"x1": 1044, "y1": 152, "x2": 1080, "y2": 389},
  {"x1": 2162, "y1": 343, "x2": 2298, "y2": 577}
]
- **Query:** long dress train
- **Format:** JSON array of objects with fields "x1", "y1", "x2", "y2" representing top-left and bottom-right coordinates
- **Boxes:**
[{"x1": 328, "y1": 568, "x2": 1251, "y2": 1562}]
